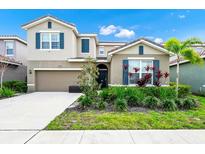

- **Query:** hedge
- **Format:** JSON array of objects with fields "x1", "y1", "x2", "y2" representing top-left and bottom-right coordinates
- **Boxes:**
[
  {"x1": 3, "y1": 80, "x2": 27, "y2": 93},
  {"x1": 100, "y1": 86, "x2": 177, "y2": 102},
  {"x1": 169, "y1": 82, "x2": 191, "y2": 98}
]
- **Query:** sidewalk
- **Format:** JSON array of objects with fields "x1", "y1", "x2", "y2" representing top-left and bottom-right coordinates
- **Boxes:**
[{"x1": 1, "y1": 130, "x2": 205, "y2": 144}]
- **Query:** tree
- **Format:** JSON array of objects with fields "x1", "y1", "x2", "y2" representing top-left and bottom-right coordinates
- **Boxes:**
[
  {"x1": 77, "y1": 57, "x2": 99, "y2": 99},
  {"x1": 0, "y1": 57, "x2": 9, "y2": 89},
  {"x1": 165, "y1": 37, "x2": 204, "y2": 97}
]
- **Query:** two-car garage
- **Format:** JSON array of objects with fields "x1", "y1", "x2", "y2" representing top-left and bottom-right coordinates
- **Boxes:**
[{"x1": 35, "y1": 70, "x2": 81, "y2": 92}]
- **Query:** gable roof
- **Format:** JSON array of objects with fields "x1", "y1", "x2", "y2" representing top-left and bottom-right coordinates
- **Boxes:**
[
  {"x1": 22, "y1": 15, "x2": 78, "y2": 34},
  {"x1": 108, "y1": 38, "x2": 172, "y2": 56},
  {"x1": 0, "y1": 35, "x2": 27, "y2": 45}
]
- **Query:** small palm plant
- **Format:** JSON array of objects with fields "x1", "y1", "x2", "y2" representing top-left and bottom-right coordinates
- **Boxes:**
[{"x1": 165, "y1": 37, "x2": 204, "y2": 97}]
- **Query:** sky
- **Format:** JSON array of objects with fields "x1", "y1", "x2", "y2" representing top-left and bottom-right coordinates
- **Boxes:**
[{"x1": 0, "y1": 9, "x2": 205, "y2": 43}]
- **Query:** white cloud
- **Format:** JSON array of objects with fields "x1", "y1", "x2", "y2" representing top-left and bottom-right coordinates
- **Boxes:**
[
  {"x1": 114, "y1": 29, "x2": 135, "y2": 38},
  {"x1": 154, "y1": 38, "x2": 163, "y2": 44},
  {"x1": 99, "y1": 25, "x2": 117, "y2": 35},
  {"x1": 178, "y1": 15, "x2": 186, "y2": 19},
  {"x1": 172, "y1": 29, "x2": 177, "y2": 32}
]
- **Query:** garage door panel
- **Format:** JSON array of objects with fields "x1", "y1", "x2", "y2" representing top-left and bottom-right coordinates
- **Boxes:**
[{"x1": 36, "y1": 71, "x2": 80, "y2": 91}]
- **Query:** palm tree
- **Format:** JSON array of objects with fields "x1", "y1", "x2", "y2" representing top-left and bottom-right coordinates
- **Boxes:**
[{"x1": 165, "y1": 37, "x2": 204, "y2": 97}]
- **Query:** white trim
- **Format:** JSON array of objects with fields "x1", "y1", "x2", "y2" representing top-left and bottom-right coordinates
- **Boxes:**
[
  {"x1": 27, "y1": 84, "x2": 35, "y2": 86},
  {"x1": 96, "y1": 60, "x2": 109, "y2": 63},
  {"x1": 127, "y1": 57, "x2": 155, "y2": 60},
  {"x1": 108, "y1": 39, "x2": 172, "y2": 56},
  {"x1": 0, "y1": 36, "x2": 27, "y2": 45},
  {"x1": 98, "y1": 42, "x2": 126, "y2": 46},
  {"x1": 79, "y1": 34, "x2": 97, "y2": 37},
  {"x1": 39, "y1": 30, "x2": 61, "y2": 33},
  {"x1": 67, "y1": 58, "x2": 109, "y2": 63},
  {"x1": 68, "y1": 59, "x2": 86, "y2": 62},
  {"x1": 22, "y1": 16, "x2": 78, "y2": 33},
  {"x1": 34, "y1": 68, "x2": 82, "y2": 71}
]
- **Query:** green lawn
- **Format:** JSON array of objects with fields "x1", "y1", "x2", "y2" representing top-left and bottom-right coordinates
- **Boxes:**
[{"x1": 46, "y1": 95, "x2": 205, "y2": 130}]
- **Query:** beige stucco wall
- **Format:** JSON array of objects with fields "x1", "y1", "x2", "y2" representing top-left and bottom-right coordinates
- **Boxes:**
[
  {"x1": 27, "y1": 20, "x2": 78, "y2": 60},
  {"x1": 15, "y1": 41, "x2": 28, "y2": 65},
  {"x1": 110, "y1": 43, "x2": 170, "y2": 85},
  {"x1": 27, "y1": 60, "x2": 110, "y2": 92},
  {"x1": 77, "y1": 37, "x2": 96, "y2": 58},
  {"x1": 96, "y1": 45, "x2": 121, "y2": 57}
]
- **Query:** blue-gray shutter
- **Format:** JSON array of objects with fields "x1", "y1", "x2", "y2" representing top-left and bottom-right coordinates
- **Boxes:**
[
  {"x1": 82, "y1": 39, "x2": 89, "y2": 53},
  {"x1": 139, "y1": 45, "x2": 144, "y2": 55},
  {"x1": 48, "y1": 22, "x2": 52, "y2": 29},
  {"x1": 60, "y1": 33, "x2": 64, "y2": 49},
  {"x1": 36, "y1": 33, "x2": 40, "y2": 49},
  {"x1": 153, "y1": 60, "x2": 160, "y2": 83},
  {"x1": 123, "y1": 59, "x2": 128, "y2": 85}
]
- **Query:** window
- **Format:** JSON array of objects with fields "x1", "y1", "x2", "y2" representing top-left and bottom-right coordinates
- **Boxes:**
[
  {"x1": 81, "y1": 39, "x2": 89, "y2": 53},
  {"x1": 41, "y1": 32, "x2": 60, "y2": 49},
  {"x1": 5, "y1": 41, "x2": 14, "y2": 56},
  {"x1": 99, "y1": 46, "x2": 105, "y2": 55},
  {"x1": 51, "y1": 33, "x2": 60, "y2": 49},
  {"x1": 128, "y1": 60, "x2": 153, "y2": 84}
]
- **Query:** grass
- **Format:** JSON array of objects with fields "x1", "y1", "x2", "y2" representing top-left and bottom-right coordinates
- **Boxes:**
[{"x1": 46, "y1": 95, "x2": 205, "y2": 130}]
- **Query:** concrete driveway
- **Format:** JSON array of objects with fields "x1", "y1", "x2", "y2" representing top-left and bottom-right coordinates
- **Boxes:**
[{"x1": 0, "y1": 92, "x2": 81, "y2": 130}]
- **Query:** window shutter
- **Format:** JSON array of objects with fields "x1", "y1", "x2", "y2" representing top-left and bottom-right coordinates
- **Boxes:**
[
  {"x1": 139, "y1": 45, "x2": 144, "y2": 55},
  {"x1": 48, "y1": 22, "x2": 52, "y2": 29},
  {"x1": 82, "y1": 39, "x2": 89, "y2": 53},
  {"x1": 123, "y1": 59, "x2": 128, "y2": 85},
  {"x1": 36, "y1": 33, "x2": 40, "y2": 49},
  {"x1": 153, "y1": 60, "x2": 160, "y2": 84},
  {"x1": 60, "y1": 33, "x2": 64, "y2": 49}
]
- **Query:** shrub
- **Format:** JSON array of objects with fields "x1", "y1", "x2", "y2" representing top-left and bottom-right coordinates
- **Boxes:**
[
  {"x1": 143, "y1": 96, "x2": 161, "y2": 109},
  {"x1": 0, "y1": 88, "x2": 15, "y2": 97},
  {"x1": 169, "y1": 82, "x2": 191, "y2": 98},
  {"x1": 162, "y1": 99, "x2": 178, "y2": 111},
  {"x1": 141, "y1": 87, "x2": 176, "y2": 100},
  {"x1": 114, "y1": 98, "x2": 128, "y2": 112},
  {"x1": 175, "y1": 98, "x2": 184, "y2": 109},
  {"x1": 99, "y1": 88, "x2": 117, "y2": 102},
  {"x1": 126, "y1": 95, "x2": 141, "y2": 107},
  {"x1": 183, "y1": 98, "x2": 198, "y2": 109},
  {"x1": 95, "y1": 99, "x2": 107, "y2": 110},
  {"x1": 3, "y1": 80, "x2": 27, "y2": 93},
  {"x1": 79, "y1": 95, "x2": 92, "y2": 108}
]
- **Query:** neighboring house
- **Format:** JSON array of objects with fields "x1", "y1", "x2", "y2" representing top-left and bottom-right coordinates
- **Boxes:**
[
  {"x1": 22, "y1": 15, "x2": 171, "y2": 92},
  {"x1": 0, "y1": 35, "x2": 27, "y2": 81},
  {"x1": 170, "y1": 45, "x2": 205, "y2": 95}
]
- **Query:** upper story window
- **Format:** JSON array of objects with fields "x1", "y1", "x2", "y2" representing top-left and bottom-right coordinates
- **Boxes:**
[
  {"x1": 5, "y1": 41, "x2": 14, "y2": 56},
  {"x1": 81, "y1": 39, "x2": 89, "y2": 53},
  {"x1": 41, "y1": 32, "x2": 60, "y2": 49},
  {"x1": 99, "y1": 46, "x2": 105, "y2": 55}
]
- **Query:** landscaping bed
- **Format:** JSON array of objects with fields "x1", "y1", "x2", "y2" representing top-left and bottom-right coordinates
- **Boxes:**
[
  {"x1": 46, "y1": 95, "x2": 205, "y2": 130},
  {"x1": 0, "y1": 80, "x2": 27, "y2": 99},
  {"x1": 46, "y1": 84, "x2": 205, "y2": 130}
]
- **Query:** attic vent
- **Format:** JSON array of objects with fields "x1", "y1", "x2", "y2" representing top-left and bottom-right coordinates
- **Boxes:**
[
  {"x1": 48, "y1": 21, "x2": 52, "y2": 29},
  {"x1": 139, "y1": 45, "x2": 144, "y2": 55}
]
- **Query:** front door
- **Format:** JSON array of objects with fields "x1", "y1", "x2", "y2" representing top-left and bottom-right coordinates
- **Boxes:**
[{"x1": 97, "y1": 69, "x2": 108, "y2": 88}]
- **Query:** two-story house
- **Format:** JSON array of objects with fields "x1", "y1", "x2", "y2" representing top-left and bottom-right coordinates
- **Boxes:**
[
  {"x1": 22, "y1": 15, "x2": 172, "y2": 92},
  {"x1": 0, "y1": 35, "x2": 27, "y2": 81}
]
